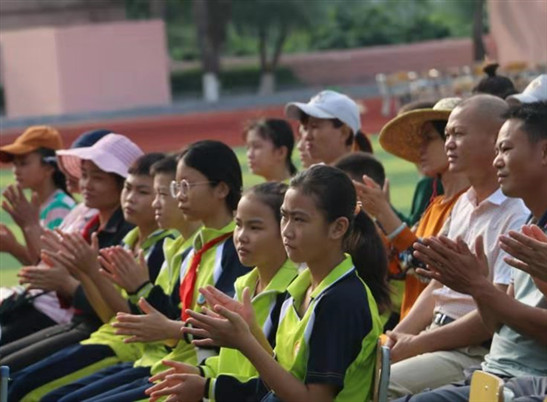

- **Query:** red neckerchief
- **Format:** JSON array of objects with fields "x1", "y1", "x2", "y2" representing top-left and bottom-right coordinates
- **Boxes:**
[{"x1": 179, "y1": 232, "x2": 232, "y2": 321}]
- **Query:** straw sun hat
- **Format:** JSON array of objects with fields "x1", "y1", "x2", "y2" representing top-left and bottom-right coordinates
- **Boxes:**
[{"x1": 379, "y1": 97, "x2": 462, "y2": 164}]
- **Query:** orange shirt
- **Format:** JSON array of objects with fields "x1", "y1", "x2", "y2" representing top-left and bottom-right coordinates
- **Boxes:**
[{"x1": 391, "y1": 192, "x2": 465, "y2": 319}]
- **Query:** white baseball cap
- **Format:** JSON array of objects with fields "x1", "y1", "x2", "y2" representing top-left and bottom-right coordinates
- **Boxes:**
[
  {"x1": 507, "y1": 74, "x2": 547, "y2": 104},
  {"x1": 285, "y1": 90, "x2": 361, "y2": 134}
]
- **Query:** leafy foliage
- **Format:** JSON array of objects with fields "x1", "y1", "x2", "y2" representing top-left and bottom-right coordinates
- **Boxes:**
[{"x1": 125, "y1": 0, "x2": 482, "y2": 62}]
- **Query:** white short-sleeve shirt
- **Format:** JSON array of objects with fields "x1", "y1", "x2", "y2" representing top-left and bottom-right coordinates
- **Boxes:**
[{"x1": 433, "y1": 187, "x2": 529, "y2": 319}]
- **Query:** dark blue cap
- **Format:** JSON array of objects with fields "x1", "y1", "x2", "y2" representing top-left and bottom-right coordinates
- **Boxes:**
[{"x1": 71, "y1": 129, "x2": 112, "y2": 149}]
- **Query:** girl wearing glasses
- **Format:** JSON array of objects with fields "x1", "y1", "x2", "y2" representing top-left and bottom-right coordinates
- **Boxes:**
[
  {"x1": 182, "y1": 165, "x2": 389, "y2": 402},
  {"x1": 243, "y1": 118, "x2": 297, "y2": 183},
  {"x1": 44, "y1": 140, "x2": 250, "y2": 401}
]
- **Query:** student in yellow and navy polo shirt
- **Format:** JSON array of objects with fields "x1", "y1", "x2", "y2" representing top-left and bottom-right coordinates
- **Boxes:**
[
  {"x1": 8, "y1": 153, "x2": 174, "y2": 402},
  {"x1": 44, "y1": 141, "x2": 251, "y2": 402},
  {"x1": 180, "y1": 165, "x2": 390, "y2": 402},
  {"x1": 147, "y1": 182, "x2": 299, "y2": 401}
]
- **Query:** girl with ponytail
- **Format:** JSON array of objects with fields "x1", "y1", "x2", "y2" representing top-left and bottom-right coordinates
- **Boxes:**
[{"x1": 183, "y1": 164, "x2": 387, "y2": 402}]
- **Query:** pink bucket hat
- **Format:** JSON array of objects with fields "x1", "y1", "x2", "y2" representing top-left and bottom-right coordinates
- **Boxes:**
[{"x1": 56, "y1": 133, "x2": 143, "y2": 179}]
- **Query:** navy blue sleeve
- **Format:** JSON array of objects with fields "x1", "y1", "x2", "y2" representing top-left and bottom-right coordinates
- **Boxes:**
[
  {"x1": 146, "y1": 236, "x2": 170, "y2": 284},
  {"x1": 266, "y1": 292, "x2": 288, "y2": 347},
  {"x1": 214, "y1": 376, "x2": 268, "y2": 402},
  {"x1": 305, "y1": 275, "x2": 373, "y2": 389}
]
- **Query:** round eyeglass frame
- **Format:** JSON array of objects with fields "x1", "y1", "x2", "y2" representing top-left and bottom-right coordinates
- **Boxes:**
[{"x1": 170, "y1": 179, "x2": 216, "y2": 198}]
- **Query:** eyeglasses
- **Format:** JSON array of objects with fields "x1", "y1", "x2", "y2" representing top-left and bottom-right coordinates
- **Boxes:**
[{"x1": 170, "y1": 179, "x2": 216, "y2": 198}]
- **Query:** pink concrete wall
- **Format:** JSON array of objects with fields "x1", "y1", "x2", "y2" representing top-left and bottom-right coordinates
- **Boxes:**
[
  {"x1": 279, "y1": 37, "x2": 497, "y2": 86},
  {"x1": 1, "y1": 20, "x2": 171, "y2": 118},
  {"x1": 1, "y1": 28, "x2": 64, "y2": 116},
  {"x1": 488, "y1": 0, "x2": 547, "y2": 67}
]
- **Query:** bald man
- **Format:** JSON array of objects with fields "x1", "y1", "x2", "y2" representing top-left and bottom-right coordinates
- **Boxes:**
[{"x1": 385, "y1": 95, "x2": 530, "y2": 398}]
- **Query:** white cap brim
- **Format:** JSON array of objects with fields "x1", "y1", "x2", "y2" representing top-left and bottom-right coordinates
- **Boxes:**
[
  {"x1": 506, "y1": 93, "x2": 540, "y2": 104},
  {"x1": 285, "y1": 102, "x2": 337, "y2": 121}
]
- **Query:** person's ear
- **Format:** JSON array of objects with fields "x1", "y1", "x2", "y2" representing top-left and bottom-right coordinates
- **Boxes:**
[
  {"x1": 328, "y1": 216, "x2": 349, "y2": 241},
  {"x1": 44, "y1": 163, "x2": 55, "y2": 177},
  {"x1": 214, "y1": 181, "x2": 230, "y2": 201},
  {"x1": 340, "y1": 125, "x2": 352, "y2": 145},
  {"x1": 274, "y1": 145, "x2": 288, "y2": 162}
]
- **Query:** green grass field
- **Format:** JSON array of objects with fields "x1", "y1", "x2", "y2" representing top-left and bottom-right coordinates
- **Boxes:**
[{"x1": 0, "y1": 136, "x2": 419, "y2": 287}]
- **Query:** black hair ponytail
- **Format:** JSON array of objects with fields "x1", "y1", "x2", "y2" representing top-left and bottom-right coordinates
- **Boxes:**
[
  {"x1": 345, "y1": 209, "x2": 391, "y2": 313},
  {"x1": 290, "y1": 164, "x2": 391, "y2": 313}
]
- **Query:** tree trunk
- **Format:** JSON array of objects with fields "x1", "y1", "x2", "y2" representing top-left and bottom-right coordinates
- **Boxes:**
[
  {"x1": 202, "y1": 72, "x2": 220, "y2": 102},
  {"x1": 193, "y1": 0, "x2": 222, "y2": 101},
  {"x1": 258, "y1": 72, "x2": 275, "y2": 95},
  {"x1": 257, "y1": 24, "x2": 287, "y2": 95},
  {"x1": 472, "y1": 0, "x2": 486, "y2": 61}
]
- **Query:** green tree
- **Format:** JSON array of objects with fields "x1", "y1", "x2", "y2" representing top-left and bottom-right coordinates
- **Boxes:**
[{"x1": 232, "y1": 0, "x2": 325, "y2": 94}]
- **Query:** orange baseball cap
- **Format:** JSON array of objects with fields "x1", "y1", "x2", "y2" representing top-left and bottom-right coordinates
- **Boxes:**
[{"x1": 0, "y1": 126, "x2": 63, "y2": 162}]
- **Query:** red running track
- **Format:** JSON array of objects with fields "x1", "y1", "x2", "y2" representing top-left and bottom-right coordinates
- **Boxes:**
[{"x1": 0, "y1": 97, "x2": 391, "y2": 156}]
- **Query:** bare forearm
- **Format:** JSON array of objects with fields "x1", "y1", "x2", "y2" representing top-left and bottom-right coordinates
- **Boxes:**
[
  {"x1": 79, "y1": 274, "x2": 116, "y2": 322},
  {"x1": 10, "y1": 241, "x2": 32, "y2": 266},
  {"x1": 22, "y1": 223, "x2": 44, "y2": 265},
  {"x1": 394, "y1": 280, "x2": 440, "y2": 334},
  {"x1": 241, "y1": 336, "x2": 329, "y2": 402},
  {"x1": 468, "y1": 278, "x2": 507, "y2": 332},
  {"x1": 88, "y1": 270, "x2": 130, "y2": 315},
  {"x1": 163, "y1": 320, "x2": 184, "y2": 346},
  {"x1": 376, "y1": 204, "x2": 405, "y2": 235},
  {"x1": 250, "y1": 321, "x2": 274, "y2": 355},
  {"x1": 473, "y1": 280, "x2": 547, "y2": 345},
  {"x1": 58, "y1": 276, "x2": 80, "y2": 300},
  {"x1": 416, "y1": 310, "x2": 491, "y2": 353}
]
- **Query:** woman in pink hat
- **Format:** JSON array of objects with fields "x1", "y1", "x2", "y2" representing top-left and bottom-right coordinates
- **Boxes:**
[{"x1": 0, "y1": 133, "x2": 141, "y2": 371}]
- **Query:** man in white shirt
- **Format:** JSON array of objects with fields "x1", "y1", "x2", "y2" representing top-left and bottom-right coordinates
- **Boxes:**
[
  {"x1": 386, "y1": 94, "x2": 530, "y2": 398},
  {"x1": 396, "y1": 101, "x2": 547, "y2": 401}
]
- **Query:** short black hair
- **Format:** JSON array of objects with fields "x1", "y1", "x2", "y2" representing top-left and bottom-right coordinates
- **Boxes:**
[
  {"x1": 150, "y1": 155, "x2": 177, "y2": 176},
  {"x1": 334, "y1": 152, "x2": 385, "y2": 186},
  {"x1": 502, "y1": 101, "x2": 547, "y2": 143},
  {"x1": 128, "y1": 153, "x2": 165, "y2": 176},
  {"x1": 178, "y1": 140, "x2": 243, "y2": 211}
]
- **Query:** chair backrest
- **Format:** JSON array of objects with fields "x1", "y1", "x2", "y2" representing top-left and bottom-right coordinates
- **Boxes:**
[
  {"x1": 372, "y1": 339, "x2": 390, "y2": 402},
  {"x1": 469, "y1": 370, "x2": 504, "y2": 402},
  {"x1": 0, "y1": 366, "x2": 9, "y2": 402}
]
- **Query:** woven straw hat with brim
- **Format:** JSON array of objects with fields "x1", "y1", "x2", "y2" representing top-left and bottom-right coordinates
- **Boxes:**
[{"x1": 379, "y1": 97, "x2": 462, "y2": 164}]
